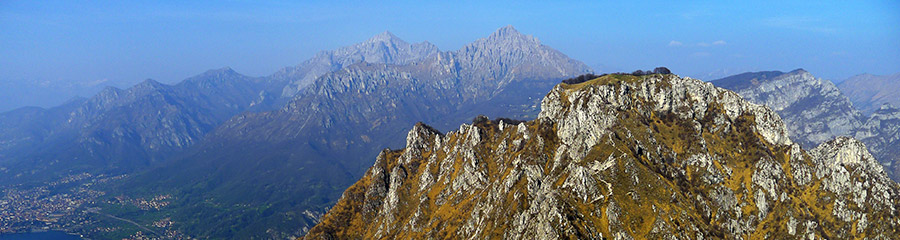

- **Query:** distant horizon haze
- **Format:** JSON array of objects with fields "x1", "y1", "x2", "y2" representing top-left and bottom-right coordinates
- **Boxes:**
[{"x1": 2, "y1": 0, "x2": 898, "y2": 111}]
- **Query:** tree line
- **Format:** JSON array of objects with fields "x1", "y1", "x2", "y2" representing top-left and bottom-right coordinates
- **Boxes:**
[{"x1": 562, "y1": 67, "x2": 672, "y2": 84}]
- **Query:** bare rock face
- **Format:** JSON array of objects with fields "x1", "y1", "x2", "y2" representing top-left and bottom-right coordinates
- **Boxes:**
[
  {"x1": 808, "y1": 137, "x2": 897, "y2": 233},
  {"x1": 305, "y1": 74, "x2": 900, "y2": 239},
  {"x1": 274, "y1": 31, "x2": 440, "y2": 97},
  {"x1": 713, "y1": 70, "x2": 900, "y2": 181},
  {"x1": 712, "y1": 69, "x2": 865, "y2": 149},
  {"x1": 451, "y1": 25, "x2": 593, "y2": 99},
  {"x1": 273, "y1": 25, "x2": 592, "y2": 101},
  {"x1": 855, "y1": 104, "x2": 900, "y2": 179}
]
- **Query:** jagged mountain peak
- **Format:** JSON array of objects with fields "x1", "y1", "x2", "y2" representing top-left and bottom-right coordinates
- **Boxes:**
[
  {"x1": 443, "y1": 25, "x2": 590, "y2": 92},
  {"x1": 92, "y1": 79, "x2": 163, "y2": 99},
  {"x1": 475, "y1": 25, "x2": 540, "y2": 47},
  {"x1": 813, "y1": 136, "x2": 883, "y2": 172},
  {"x1": 275, "y1": 30, "x2": 440, "y2": 97},
  {"x1": 129, "y1": 79, "x2": 169, "y2": 94},
  {"x1": 201, "y1": 66, "x2": 239, "y2": 76},
  {"x1": 367, "y1": 31, "x2": 403, "y2": 43},
  {"x1": 76, "y1": 78, "x2": 170, "y2": 119},
  {"x1": 787, "y1": 68, "x2": 808, "y2": 74},
  {"x1": 182, "y1": 67, "x2": 249, "y2": 88},
  {"x1": 137, "y1": 78, "x2": 164, "y2": 87},
  {"x1": 489, "y1": 25, "x2": 526, "y2": 39},
  {"x1": 277, "y1": 26, "x2": 591, "y2": 99},
  {"x1": 98, "y1": 85, "x2": 124, "y2": 95}
]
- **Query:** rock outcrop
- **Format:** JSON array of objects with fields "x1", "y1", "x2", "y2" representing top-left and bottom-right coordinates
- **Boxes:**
[
  {"x1": 712, "y1": 69, "x2": 865, "y2": 149},
  {"x1": 274, "y1": 31, "x2": 440, "y2": 97},
  {"x1": 306, "y1": 74, "x2": 900, "y2": 239},
  {"x1": 855, "y1": 104, "x2": 900, "y2": 179},
  {"x1": 713, "y1": 70, "x2": 900, "y2": 181}
]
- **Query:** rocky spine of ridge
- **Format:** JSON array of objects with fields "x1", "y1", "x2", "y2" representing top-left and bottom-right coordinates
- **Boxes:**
[
  {"x1": 855, "y1": 103, "x2": 900, "y2": 179},
  {"x1": 305, "y1": 74, "x2": 900, "y2": 239},
  {"x1": 451, "y1": 25, "x2": 592, "y2": 99},
  {"x1": 713, "y1": 70, "x2": 900, "y2": 181},
  {"x1": 712, "y1": 69, "x2": 865, "y2": 150},
  {"x1": 275, "y1": 31, "x2": 441, "y2": 97}
]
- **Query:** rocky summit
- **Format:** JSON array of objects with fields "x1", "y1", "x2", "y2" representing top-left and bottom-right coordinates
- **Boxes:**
[
  {"x1": 274, "y1": 31, "x2": 441, "y2": 98},
  {"x1": 305, "y1": 74, "x2": 900, "y2": 239}
]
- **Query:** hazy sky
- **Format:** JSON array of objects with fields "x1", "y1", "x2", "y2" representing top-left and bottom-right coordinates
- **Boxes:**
[{"x1": 1, "y1": 0, "x2": 898, "y2": 110}]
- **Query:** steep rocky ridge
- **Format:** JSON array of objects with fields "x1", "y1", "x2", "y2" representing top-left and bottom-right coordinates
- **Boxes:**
[
  {"x1": 447, "y1": 25, "x2": 591, "y2": 100},
  {"x1": 712, "y1": 69, "x2": 865, "y2": 149},
  {"x1": 115, "y1": 26, "x2": 591, "y2": 239},
  {"x1": 855, "y1": 104, "x2": 900, "y2": 179},
  {"x1": 839, "y1": 73, "x2": 900, "y2": 115},
  {"x1": 306, "y1": 74, "x2": 900, "y2": 239},
  {"x1": 274, "y1": 31, "x2": 440, "y2": 97},
  {"x1": 713, "y1": 70, "x2": 900, "y2": 181}
]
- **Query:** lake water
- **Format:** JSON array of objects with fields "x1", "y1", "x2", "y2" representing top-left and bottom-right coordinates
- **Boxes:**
[{"x1": 0, "y1": 231, "x2": 82, "y2": 240}]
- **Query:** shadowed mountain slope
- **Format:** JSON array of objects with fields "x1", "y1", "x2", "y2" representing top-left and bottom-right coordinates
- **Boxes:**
[
  {"x1": 839, "y1": 72, "x2": 900, "y2": 115},
  {"x1": 0, "y1": 68, "x2": 269, "y2": 185}
]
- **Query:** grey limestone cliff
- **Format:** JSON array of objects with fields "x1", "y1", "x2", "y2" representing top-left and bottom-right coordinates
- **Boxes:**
[
  {"x1": 712, "y1": 69, "x2": 865, "y2": 149},
  {"x1": 274, "y1": 31, "x2": 440, "y2": 97},
  {"x1": 713, "y1": 70, "x2": 900, "y2": 181},
  {"x1": 855, "y1": 103, "x2": 900, "y2": 179}
]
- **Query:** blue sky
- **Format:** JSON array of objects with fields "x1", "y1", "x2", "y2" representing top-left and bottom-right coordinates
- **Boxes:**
[{"x1": 1, "y1": 0, "x2": 898, "y2": 110}]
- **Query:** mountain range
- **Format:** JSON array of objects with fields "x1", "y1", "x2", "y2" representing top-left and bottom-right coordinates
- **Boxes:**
[
  {"x1": 305, "y1": 73, "x2": 900, "y2": 239},
  {"x1": 0, "y1": 68, "x2": 271, "y2": 185},
  {"x1": 2, "y1": 25, "x2": 898, "y2": 239},
  {"x1": 101, "y1": 25, "x2": 591, "y2": 238},
  {"x1": 273, "y1": 31, "x2": 441, "y2": 98},
  {"x1": 838, "y1": 72, "x2": 900, "y2": 115},
  {"x1": 712, "y1": 70, "x2": 900, "y2": 180}
]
